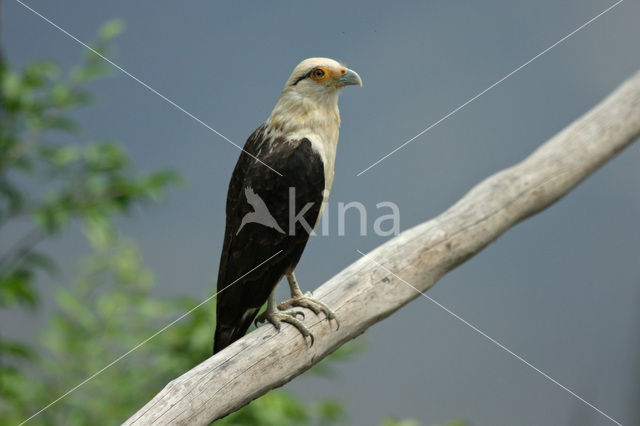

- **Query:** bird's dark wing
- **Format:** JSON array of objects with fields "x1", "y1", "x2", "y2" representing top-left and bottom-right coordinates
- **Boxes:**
[{"x1": 213, "y1": 128, "x2": 325, "y2": 353}]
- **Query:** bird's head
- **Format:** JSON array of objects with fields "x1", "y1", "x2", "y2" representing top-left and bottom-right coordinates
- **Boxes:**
[
  {"x1": 268, "y1": 58, "x2": 361, "y2": 133},
  {"x1": 281, "y1": 58, "x2": 361, "y2": 106},
  {"x1": 287, "y1": 58, "x2": 362, "y2": 89}
]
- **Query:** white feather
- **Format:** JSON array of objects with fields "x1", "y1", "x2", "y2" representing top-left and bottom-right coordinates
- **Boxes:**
[{"x1": 264, "y1": 58, "x2": 348, "y2": 206}]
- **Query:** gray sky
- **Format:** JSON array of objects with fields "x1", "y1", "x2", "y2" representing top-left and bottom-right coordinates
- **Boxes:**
[{"x1": 3, "y1": 0, "x2": 640, "y2": 424}]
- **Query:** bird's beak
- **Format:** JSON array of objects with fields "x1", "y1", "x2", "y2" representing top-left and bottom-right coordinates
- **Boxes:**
[{"x1": 338, "y1": 69, "x2": 362, "y2": 87}]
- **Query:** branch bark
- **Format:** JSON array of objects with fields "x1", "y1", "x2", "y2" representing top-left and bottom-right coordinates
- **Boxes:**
[{"x1": 124, "y1": 70, "x2": 640, "y2": 425}]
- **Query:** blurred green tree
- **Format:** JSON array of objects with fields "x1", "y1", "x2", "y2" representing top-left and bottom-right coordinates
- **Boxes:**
[
  {"x1": 2, "y1": 220, "x2": 352, "y2": 425},
  {"x1": 0, "y1": 18, "x2": 178, "y2": 311},
  {"x1": 0, "y1": 18, "x2": 177, "y2": 419}
]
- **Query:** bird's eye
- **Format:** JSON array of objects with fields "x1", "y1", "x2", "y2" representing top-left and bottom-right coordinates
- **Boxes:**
[{"x1": 309, "y1": 68, "x2": 328, "y2": 82}]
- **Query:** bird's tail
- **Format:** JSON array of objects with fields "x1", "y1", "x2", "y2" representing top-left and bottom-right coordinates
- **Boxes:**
[
  {"x1": 213, "y1": 307, "x2": 259, "y2": 354},
  {"x1": 213, "y1": 326, "x2": 235, "y2": 354}
]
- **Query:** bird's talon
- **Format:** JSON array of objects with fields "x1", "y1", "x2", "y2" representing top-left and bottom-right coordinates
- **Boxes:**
[
  {"x1": 283, "y1": 309, "x2": 305, "y2": 320},
  {"x1": 255, "y1": 311, "x2": 282, "y2": 330},
  {"x1": 278, "y1": 294, "x2": 337, "y2": 328},
  {"x1": 255, "y1": 309, "x2": 314, "y2": 345}
]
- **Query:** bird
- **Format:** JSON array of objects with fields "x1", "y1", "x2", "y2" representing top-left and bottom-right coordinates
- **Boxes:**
[{"x1": 213, "y1": 58, "x2": 362, "y2": 354}]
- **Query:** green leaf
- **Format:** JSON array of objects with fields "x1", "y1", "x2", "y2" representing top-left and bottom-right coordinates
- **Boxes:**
[
  {"x1": 33, "y1": 198, "x2": 71, "y2": 234},
  {"x1": 2, "y1": 70, "x2": 23, "y2": 100},
  {"x1": 0, "y1": 268, "x2": 38, "y2": 308},
  {"x1": 83, "y1": 213, "x2": 115, "y2": 249},
  {"x1": 49, "y1": 145, "x2": 82, "y2": 168},
  {"x1": 98, "y1": 19, "x2": 125, "y2": 41},
  {"x1": 0, "y1": 178, "x2": 25, "y2": 215},
  {"x1": 0, "y1": 339, "x2": 36, "y2": 361},
  {"x1": 381, "y1": 418, "x2": 421, "y2": 426},
  {"x1": 84, "y1": 142, "x2": 129, "y2": 171},
  {"x1": 316, "y1": 399, "x2": 345, "y2": 423},
  {"x1": 71, "y1": 62, "x2": 111, "y2": 84},
  {"x1": 22, "y1": 250, "x2": 57, "y2": 275},
  {"x1": 23, "y1": 60, "x2": 59, "y2": 83}
]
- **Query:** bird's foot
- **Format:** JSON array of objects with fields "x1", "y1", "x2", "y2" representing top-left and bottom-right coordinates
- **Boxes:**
[
  {"x1": 254, "y1": 308, "x2": 314, "y2": 346},
  {"x1": 278, "y1": 292, "x2": 339, "y2": 329}
]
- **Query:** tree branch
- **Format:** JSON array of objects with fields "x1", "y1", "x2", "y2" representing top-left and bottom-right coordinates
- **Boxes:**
[{"x1": 124, "y1": 70, "x2": 640, "y2": 425}]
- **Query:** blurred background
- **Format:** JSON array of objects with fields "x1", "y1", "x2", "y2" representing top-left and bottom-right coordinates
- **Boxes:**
[{"x1": 1, "y1": 0, "x2": 639, "y2": 425}]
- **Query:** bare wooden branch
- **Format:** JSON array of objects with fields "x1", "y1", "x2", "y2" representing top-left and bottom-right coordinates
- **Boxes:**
[{"x1": 124, "y1": 70, "x2": 640, "y2": 425}]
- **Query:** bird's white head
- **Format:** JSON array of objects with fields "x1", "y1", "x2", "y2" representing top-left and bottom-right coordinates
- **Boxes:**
[
  {"x1": 284, "y1": 57, "x2": 362, "y2": 102},
  {"x1": 267, "y1": 58, "x2": 362, "y2": 134}
]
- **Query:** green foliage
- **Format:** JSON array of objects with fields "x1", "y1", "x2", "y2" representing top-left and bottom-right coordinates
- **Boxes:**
[
  {"x1": 381, "y1": 418, "x2": 468, "y2": 426},
  {"x1": 0, "y1": 19, "x2": 179, "y2": 311},
  {"x1": 381, "y1": 419, "x2": 421, "y2": 426},
  {"x1": 0, "y1": 19, "x2": 179, "y2": 406},
  {"x1": 1, "y1": 223, "x2": 350, "y2": 424},
  {"x1": 0, "y1": 19, "x2": 181, "y2": 423}
]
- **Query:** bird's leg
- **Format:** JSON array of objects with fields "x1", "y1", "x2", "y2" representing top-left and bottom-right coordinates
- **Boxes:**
[
  {"x1": 254, "y1": 288, "x2": 314, "y2": 345},
  {"x1": 278, "y1": 272, "x2": 339, "y2": 328}
]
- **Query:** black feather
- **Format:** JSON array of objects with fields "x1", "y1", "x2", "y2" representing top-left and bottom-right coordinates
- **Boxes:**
[{"x1": 213, "y1": 127, "x2": 325, "y2": 354}]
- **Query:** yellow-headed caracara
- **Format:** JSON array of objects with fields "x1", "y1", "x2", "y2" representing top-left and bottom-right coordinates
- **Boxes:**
[{"x1": 213, "y1": 58, "x2": 362, "y2": 353}]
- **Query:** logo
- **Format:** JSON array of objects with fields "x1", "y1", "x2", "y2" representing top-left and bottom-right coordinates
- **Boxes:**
[
  {"x1": 237, "y1": 187, "x2": 285, "y2": 235},
  {"x1": 236, "y1": 186, "x2": 400, "y2": 237}
]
